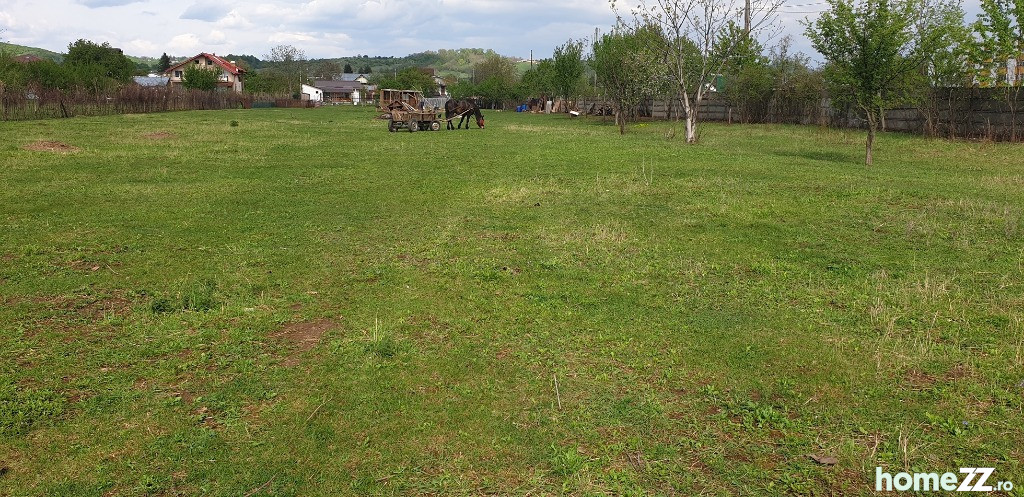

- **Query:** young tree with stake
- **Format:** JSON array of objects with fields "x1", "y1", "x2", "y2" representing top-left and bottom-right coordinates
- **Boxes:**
[
  {"x1": 612, "y1": 0, "x2": 784, "y2": 143},
  {"x1": 804, "y1": 0, "x2": 947, "y2": 164}
]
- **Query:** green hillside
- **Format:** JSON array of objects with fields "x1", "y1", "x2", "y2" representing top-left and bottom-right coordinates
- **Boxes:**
[
  {"x1": 2, "y1": 41, "x2": 525, "y2": 79},
  {"x1": 0, "y1": 42, "x2": 63, "y2": 62}
]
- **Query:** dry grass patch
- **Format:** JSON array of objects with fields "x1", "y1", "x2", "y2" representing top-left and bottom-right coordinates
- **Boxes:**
[
  {"x1": 22, "y1": 140, "x2": 80, "y2": 153},
  {"x1": 272, "y1": 318, "x2": 336, "y2": 366}
]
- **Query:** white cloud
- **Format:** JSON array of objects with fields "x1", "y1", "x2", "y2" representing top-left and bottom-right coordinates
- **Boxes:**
[
  {"x1": 168, "y1": 33, "x2": 202, "y2": 54},
  {"x1": 125, "y1": 38, "x2": 159, "y2": 53},
  {"x1": 77, "y1": 0, "x2": 144, "y2": 7},
  {"x1": 216, "y1": 10, "x2": 254, "y2": 29},
  {"x1": 205, "y1": 29, "x2": 228, "y2": 45}
]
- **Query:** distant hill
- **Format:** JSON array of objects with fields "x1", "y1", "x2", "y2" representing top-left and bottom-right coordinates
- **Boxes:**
[
  {"x1": 1, "y1": 41, "x2": 161, "y2": 68},
  {"x1": 311, "y1": 48, "x2": 520, "y2": 81},
  {"x1": 2, "y1": 42, "x2": 529, "y2": 80},
  {"x1": 0, "y1": 42, "x2": 63, "y2": 63}
]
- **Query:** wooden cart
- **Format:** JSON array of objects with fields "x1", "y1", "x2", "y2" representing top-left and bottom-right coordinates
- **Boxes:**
[{"x1": 386, "y1": 101, "x2": 442, "y2": 132}]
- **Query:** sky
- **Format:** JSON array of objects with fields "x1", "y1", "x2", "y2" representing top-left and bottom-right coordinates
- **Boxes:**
[{"x1": 0, "y1": 0, "x2": 983, "y2": 62}]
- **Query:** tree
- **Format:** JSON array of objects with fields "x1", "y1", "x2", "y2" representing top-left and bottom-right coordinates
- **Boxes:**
[
  {"x1": 372, "y1": 68, "x2": 437, "y2": 96},
  {"x1": 616, "y1": 0, "x2": 783, "y2": 143},
  {"x1": 64, "y1": 39, "x2": 135, "y2": 86},
  {"x1": 972, "y1": 0, "x2": 1023, "y2": 139},
  {"x1": 916, "y1": 0, "x2": 971, "y2": 136},
  {"x1": 717, "y1": 22, "x2": 773, "y2": 122},
  {"x1": 182, "y1": 64, "x2": 221, "y2": 91},
  {"x1": 551, "y1": 39, "x2": 586, "y2": 105},
  {"x1": 311, "y1": 60, "x2": 341, "y2": 80},
  {"x1": 343, "y1": 63, "x2": 353, "y2": 73},
  {"x1": 264, "y1": 44, "x2": 308, "y2": 95},
  {"x1": 472, "y1": 53, "x2": 517, "y2": 86},
  {"x1": 972, "y1": 0, "x2": 1023, "y2": 86},
  {"x1": 805, "y1": 0, "x2": 944, "y2": 164},
  {"x1": 518, "y1": 59, "x2": 556, "y2": 99},
  {"x1": 591, "y1": 24, "x2": 669, "y2": 133},
  {"x1": 476, "y1": 76, "x2": 512, "y2": 108},
  {"x1": 765, "y1": 36, "x2": 826, "y2": 122},
  {"x1": 361, "y1": 65, "x2": 373, "y2": 74},
  {"x1": 157, "y1": 53, "x2": 172, "y2": 73},
  {"x1": 448, "y1": 80, "x2": 477, "y2": 100}
]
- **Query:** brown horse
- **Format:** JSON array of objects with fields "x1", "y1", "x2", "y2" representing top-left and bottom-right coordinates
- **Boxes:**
[{"x1": 444, "y1": 99, "x2": 484, "y2": 130}]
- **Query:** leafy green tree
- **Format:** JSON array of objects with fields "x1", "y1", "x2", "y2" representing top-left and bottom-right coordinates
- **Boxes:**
[
  {"x1": 372, "y1": 68, "x2": 438, "y2": 96},
  {"x1": 64, "y1": 39, "x2": 134, "y2": 87},
  {"x1": 361, "y1": 65, "x2": 373, "y2": 74},
  {"x1": 0, "y1": 54, "x2": 74, "y2": 90},
  {"x1": 448, "y1": 80, "x2": 477, "y2": 100},
  {"x1": 157, "y1": 53, "x2": 172, "y2": 73},
  {"x1": 551, "y1": 39, "x2": 586, "y2": 104},
  {"x1": 591, "y1": 24, "x2": 669, "y2": 133},
  {"x1": 476, "y1": 76, "x2": 513, "y2": 108},
  {"x1": 805, "y1": 0, "x2": 945, "y2": 164},
  {"x1": 972, "y1": 0, "x2": 1022, "y2": 86},
  {"x1": 617, "y1": 0, "x2": 783, "y2": 143},
  {"x1": 472, "y1": 53, "x2": 517, "y2": 86},
  {"x1": 765, "y1": 36, "x2": 826, "y2": 122},
  {"x1": 517, "y1": 59, "x2": 556, "y2": 99},
  {"x1": 717, "y1": 22, "x2": 773, "y2": 122},
  {"x1": 972, "y1": 0, "x2": 1023, "y2": 139},
  {"x1": 915, "y1": 0, "x2": 971, "y2": 135},
  {"x1": 343, "y1": 63, "x2": 353, "y2": 73},
  {"x1": 182, "y1": 64, "x2": 221, "y2": 91},
  {"x1": 264, "y1": 44, "x2": 308, "y2": 95},
  {"x1": 311, "y1": 60, "x2": 341, "y2": 80}
]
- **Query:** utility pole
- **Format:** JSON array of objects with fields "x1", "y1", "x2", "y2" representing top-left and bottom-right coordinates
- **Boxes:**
[
  {"x1": 744, "y1": 0, "x2": 751, "y2": 35},
  {"x1": 530, "y1": 50, "x2": 534, "y2": 70}
]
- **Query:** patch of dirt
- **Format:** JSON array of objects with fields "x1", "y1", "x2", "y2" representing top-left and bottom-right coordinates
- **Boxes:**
[
  {"x1": 943, "y1": 363, "x2": 973, "y2": 382},
  {"x1": 273, "y1": 318, "x2": 335, "y2": 366},
  {"x1": 143, "y1": 131, "x2": 174, "y2": 140},
  {"x1": 726, "y1": 450, "x2": 753, "y2": 463},
  {"x1": 904, "y1": 369, "x2": 937, "y2": 389},
  {"x1": 195, "y1": 406, "x2": 223, "y2": 430},
  {"x1": 20, "y1": 292, "x2": 134, "y2": 338},
  {"x1": 22, "y1": 140, "x2": 80, "y2": 153}
]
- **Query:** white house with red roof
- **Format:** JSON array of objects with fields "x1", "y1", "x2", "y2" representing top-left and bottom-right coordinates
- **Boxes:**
[{"x1": 165, "y1": 53, "x2": 245, "y2": 92}]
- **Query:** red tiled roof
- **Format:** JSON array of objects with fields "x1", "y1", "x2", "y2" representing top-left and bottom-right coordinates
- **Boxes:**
[{"x1": 165, "y1": 53, "x2": 244, "y2": 75}]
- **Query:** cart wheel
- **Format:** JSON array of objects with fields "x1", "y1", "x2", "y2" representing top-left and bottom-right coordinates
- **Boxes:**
[
  {"x1": 409, "y1": 120, "x2": 419, "y2": 132},
  {"x1": 388, "y1": 119, "x2": 397, "y2": 132},
  {"x1": 430, "y1": 121, "x2": 441, "y2": 131}
]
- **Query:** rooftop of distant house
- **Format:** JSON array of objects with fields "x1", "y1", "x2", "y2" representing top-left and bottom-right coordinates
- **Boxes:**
[
  {"x1": 166, "y1": 53, "x2": 245, "y2": 75},
  {"x1": 13, "y1": 54, "x2": 45, "y2": 63}
]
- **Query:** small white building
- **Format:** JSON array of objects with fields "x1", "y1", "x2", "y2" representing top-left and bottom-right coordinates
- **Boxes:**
[{"x1": 301, "y1": 84, "x2": 324, "y2": 102}]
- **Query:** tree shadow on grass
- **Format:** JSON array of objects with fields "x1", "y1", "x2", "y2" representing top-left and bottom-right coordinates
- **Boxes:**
[{"x1": 773, "y1": 148, "x2": 860, "y2": 166}]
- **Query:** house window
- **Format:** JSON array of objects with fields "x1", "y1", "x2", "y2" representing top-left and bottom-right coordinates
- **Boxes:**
[
  {"x1": 174, "y1": 70, "x2": 183, "y2": 78},
  {"x1": 194, "y1": 60, "x2": 200, "y2": 65},
  {"x1": 207, "y1": 60, "x2": 213, "y2": 66}
]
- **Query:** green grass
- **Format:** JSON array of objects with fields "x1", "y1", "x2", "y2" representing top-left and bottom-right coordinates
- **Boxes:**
[{"x1": 1, "y1": 107, "x2": 1022, "y2": 496}]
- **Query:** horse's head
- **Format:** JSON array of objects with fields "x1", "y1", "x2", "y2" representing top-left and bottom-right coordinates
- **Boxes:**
[{"x1": 476, "y1": 115, "x2": 485, "y2": 129}]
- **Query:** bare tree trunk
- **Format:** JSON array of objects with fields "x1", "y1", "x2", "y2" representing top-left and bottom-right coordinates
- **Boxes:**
[
  {"x1": 682, "y1": 91, "x2": 698, "y2": 143},
  {"x1": 865, "y1": 113, "x2": 876, "y2": 166}
]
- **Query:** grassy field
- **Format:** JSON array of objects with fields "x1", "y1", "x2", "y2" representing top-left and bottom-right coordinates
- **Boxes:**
[{"x1": 1, "y1": 106, "x2": 1022, "y2": 496}]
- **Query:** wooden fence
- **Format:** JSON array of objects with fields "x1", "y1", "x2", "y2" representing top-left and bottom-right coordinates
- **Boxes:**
[
  {"x1": 0, "y1": 85, "x2": 253, "y2": 121},
  {"x1": 578, "y1": 87, "x2": 1024, "y2": 141}
]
